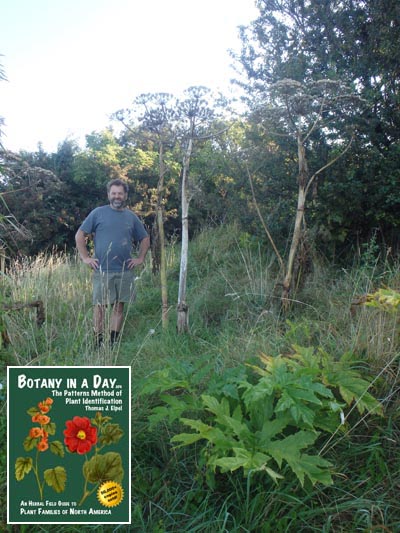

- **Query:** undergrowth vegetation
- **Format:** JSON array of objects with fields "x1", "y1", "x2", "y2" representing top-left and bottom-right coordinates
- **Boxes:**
[{"x1": 1, "y1": 225, "x2": 399, "y2": 532}]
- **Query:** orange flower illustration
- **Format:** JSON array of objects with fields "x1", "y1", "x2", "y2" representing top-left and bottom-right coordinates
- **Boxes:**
[
  {"x1": 32, "y1": 414, "x2": 51, "y2": 425},
  {"x1": 38, "y1": 402, "x2": 50, "y2": 413},
  {"x1": 29, "y1": 427, "x2": 44, "y2": 439},
  {"x1": 64, "y1": 416, "x2": 97, "y2": 455},
  {"x1": 16, "y1": 396, "x2": 66, "y2": 500},
  {"x1": 37, "y1": 439, "x2": 49, "y2": 452},
  {"x1": 38, "y1": 414, "x2": 50, "y2": 424}
]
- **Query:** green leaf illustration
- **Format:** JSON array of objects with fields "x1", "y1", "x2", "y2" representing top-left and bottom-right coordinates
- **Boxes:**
[
  {"x1": 27, "y1": 406, "x2": 40, "y2": 417},
  {"x1": 50, "y1": 440, "x2": 65, "y2": 457},
  {"x1": 98, "y1": 423, "x2": 124, "y2": 445},
  {"x1": 44, "y1": 466, "x2": 67, "y2": 493},
  {"x1": 83, "y1": 452, "x2": 124, "y2": 484},
  {"x1": 44, "y1": 421, "x2": 56, "y2": 436},
  {"x1": 91, "y1": 412, "x2": 112, "y2": 427},
  {"x1": 15, "y1": 457, "x2": 33, "y2": 481},
  {"x1": 23, "y1": 435, "x2": 39, "y2": 452}
]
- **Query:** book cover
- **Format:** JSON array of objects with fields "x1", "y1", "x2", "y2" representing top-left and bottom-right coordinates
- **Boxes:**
[{"x1": 7, "y1": 366, "x2": 131, "y2": 525}]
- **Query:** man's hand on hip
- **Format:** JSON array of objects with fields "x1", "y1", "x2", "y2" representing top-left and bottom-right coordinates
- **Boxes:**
[
  {"x1": 126, "y1": 258, "x2": 144, "y2": 269},
  {"x1": 83, "y1": 257, "x2": 99, "y2": 270}
]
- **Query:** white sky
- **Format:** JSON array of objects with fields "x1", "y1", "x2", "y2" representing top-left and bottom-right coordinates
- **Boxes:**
[{"x1": 0, "y1": 0, "x2": 258, "y2": 153}]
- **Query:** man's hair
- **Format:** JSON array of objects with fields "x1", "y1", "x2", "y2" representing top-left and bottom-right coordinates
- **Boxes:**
[{"x1": 107, "y1": 179, "x2": 129, "y2": 194}]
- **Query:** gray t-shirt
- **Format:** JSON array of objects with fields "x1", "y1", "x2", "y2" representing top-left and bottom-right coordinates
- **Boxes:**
[{"x1": 79, "y1": 205, "x2": 148, "y2": 272}]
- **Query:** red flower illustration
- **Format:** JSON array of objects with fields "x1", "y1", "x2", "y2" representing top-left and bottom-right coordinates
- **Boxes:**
[{"x1": 63, "y1": 416, "x2": 97, "y2": 455}]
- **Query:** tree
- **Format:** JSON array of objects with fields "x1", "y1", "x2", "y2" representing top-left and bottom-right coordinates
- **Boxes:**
[
  {"x1": 175, "y1": 86, "x2": 228, "y2": 333},
  {"x1": 0, "y1": 57, "x2": 6, "y2": 148},
  {"x1": 236, "y1": 0, "x2": 400, "y2": 255},
  {"x1": 0, "y1": 149, "x2": 64, "y2": 255},
  {"x1": 116, "y1": 94, "x2": 178, "y2": 328},
  {"x1": 263, "y1": 79, "x2": 359, "y2": 307}
]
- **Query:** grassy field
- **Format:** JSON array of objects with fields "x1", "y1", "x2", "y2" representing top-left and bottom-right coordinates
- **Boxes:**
[{"x1": 1, "y1": 225, "x2": 399, "y2": 532}]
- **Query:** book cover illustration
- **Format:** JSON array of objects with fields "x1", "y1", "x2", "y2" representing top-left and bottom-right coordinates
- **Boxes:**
[{"x1": 7, "y1": 366, "x2": 131, "y2": 524}]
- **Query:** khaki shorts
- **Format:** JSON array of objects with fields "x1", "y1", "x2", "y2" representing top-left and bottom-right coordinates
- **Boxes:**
[{"x1": 93, "y1": 270, "x2": 136, "y2": 305}]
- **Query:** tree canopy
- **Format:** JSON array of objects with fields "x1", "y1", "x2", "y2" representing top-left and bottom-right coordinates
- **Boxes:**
[{"x1": 0, "y1": 0, "x2": 399, "y2": 263}]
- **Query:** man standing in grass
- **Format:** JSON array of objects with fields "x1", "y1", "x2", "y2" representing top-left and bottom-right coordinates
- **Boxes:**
[{"x1": 75, "y1": 179, "x2": 150, "y2": 348}]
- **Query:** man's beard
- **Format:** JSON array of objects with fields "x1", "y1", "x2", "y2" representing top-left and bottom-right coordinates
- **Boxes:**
[{"x1": 110, "y1": 199, "x2": 125, "y2": 209}]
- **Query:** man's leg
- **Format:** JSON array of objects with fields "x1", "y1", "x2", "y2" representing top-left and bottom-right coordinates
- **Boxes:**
[
  {"x1": 93, "y1": 304, "x2": 105, "y2": 346},
  {"x1": 110, "y1": 302, "x2": 124, "y2": 345}
]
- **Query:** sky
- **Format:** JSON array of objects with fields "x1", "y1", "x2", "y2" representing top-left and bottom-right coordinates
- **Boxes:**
[{"x1": 0, "y1": 0, "x2": 258, "y2": 153}]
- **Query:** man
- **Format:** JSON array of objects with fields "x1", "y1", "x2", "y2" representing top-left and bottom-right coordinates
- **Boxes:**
[{"x1": 75, "y1": 179, "x2": 150, "y2": 347}]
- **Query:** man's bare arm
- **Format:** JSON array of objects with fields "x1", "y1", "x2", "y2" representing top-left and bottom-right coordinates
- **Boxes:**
[
  {"x1": 127, "y1": 236, "x2": 150, "y2": 269},
  {"x1": 75, "y1": 229, "x2": 99, "y2": 270}
]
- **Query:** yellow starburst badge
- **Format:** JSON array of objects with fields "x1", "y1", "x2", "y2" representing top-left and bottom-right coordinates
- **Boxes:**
[{"x1": 97, "y1": 481, "x2": 124, "y2": 508}]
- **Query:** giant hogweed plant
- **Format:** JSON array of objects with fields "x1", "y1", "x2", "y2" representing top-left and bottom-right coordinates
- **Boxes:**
[{"x1": 142, "y1": 347, "x2": 383, "y2": 487}]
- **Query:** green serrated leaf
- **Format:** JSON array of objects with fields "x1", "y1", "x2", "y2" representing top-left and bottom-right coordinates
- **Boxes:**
[
  {"x1": 23, "y1": 435, "x2": 39, "y2": 451},
  {"x1": 44, "y1": 466, "x2": 67, "y2": 493},
  {"x1": 83, "y1": 452, "x2": 124, "y2": 484},
  {"x1": 329, "y1": 400, "x2": 346, "y2": 412},
  {"x1": 314, "y1": 409, "x2": 344, "y2": 433},
  {"x1": 91, "y1": 412, "x2": 112, "y2": 427},
  {"x1": 242, "y1": 378, "x2": 274, "y2": 409},
  {"x1": 213, "y1": 454, "x2": 249, "y2": 472},
  {"x1": 161, "y1": 394, "x2": 190, "y2": 410},
  {"x1": 149, "y1": 405, "x2": 178, "y2": 427},
  {"x1": 141, "y1": 368, "x2": 190, "y2": 395},
  {"x1": 202, "y1": 394, "x2": 230, "y2": 417},
  {"x1": 49, "y1": 440, "x2": 65, "y2": 457},
  {"x1": 289, "y1": 402, "x2": 316, "y2": 426},
  {"x1": 339, "y1": 379, "x2": 382, "y2": 414},
  {"x1": 178, "y1": 418, "x2": 234, "y2": 449},
  {"x1": 291, "y1": 345, "x2": 318, "y2": 367},
  {"x1": 268, "y1": 431, "x2": 318, "y2": 468},
  {"x1": 275, "y1": 390, "x2": 295, "y2": 412},
  {"x1": 328, "y1": 371, "x2": 383, "y2": 415},
  {"x1": 99, "y1": 423, "x2": 124, "y2": 445},
  {"x1": 247, "y1": 451, "x2": 273, "y2": 471},
  {"x1": 171, "y1": 432, "x2": 204, "y2": 447},
  {"x1": 179, "y1": 417, "x2": 213, "y2": 434},
  {"x1": 287, "y1": 453, "x2": 333, "y2": 487},
  {"x1": 218, "y1": 413, "x2": 251, "y2": 441},
  {"x1": 288, "y1": 383, "x2": 325, "y2": 404},
  {"x1": 258, "y1": 414, "x2": 292, "y2": 446},
  {"x1": 44, "y1": 421, "x2": 56, "y2": 436},
  {"x1": 15, "y1": 457, "x2": 33, "y2": 481},
  {"x1": 265, "y1": 357, "x2": 291, "y2": 387},
  {"x1": 308, "y1": 381, "x2": 334, "y2": 399},
  {"x1": 27, "y1": 406, "x2": 40, "y2": 417},
  {"x1": 261, "y1": 465, "x2": 285, "y2": 484},
  {"x1": 202, "y1": 393, "x2": 249, "y2": 439},
  {"x1": 221, "y1": 383, "x2": 240, "y2": 400},
  {"x1": 232, "y1": 403, "x2": 243, "y2": 421},
  {"x1": 212, "y1": 448, "x2": 272, "y2": 474}
]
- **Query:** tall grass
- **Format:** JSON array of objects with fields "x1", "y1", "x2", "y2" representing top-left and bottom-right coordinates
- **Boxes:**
[{"x1": 1, "y1": 226, "x2": 399, "y2": 531}]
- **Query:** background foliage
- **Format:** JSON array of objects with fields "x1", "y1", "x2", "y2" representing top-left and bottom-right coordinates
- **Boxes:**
[{"x1": 1, "y1": 0, "x2": 399, "y2": 262}]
